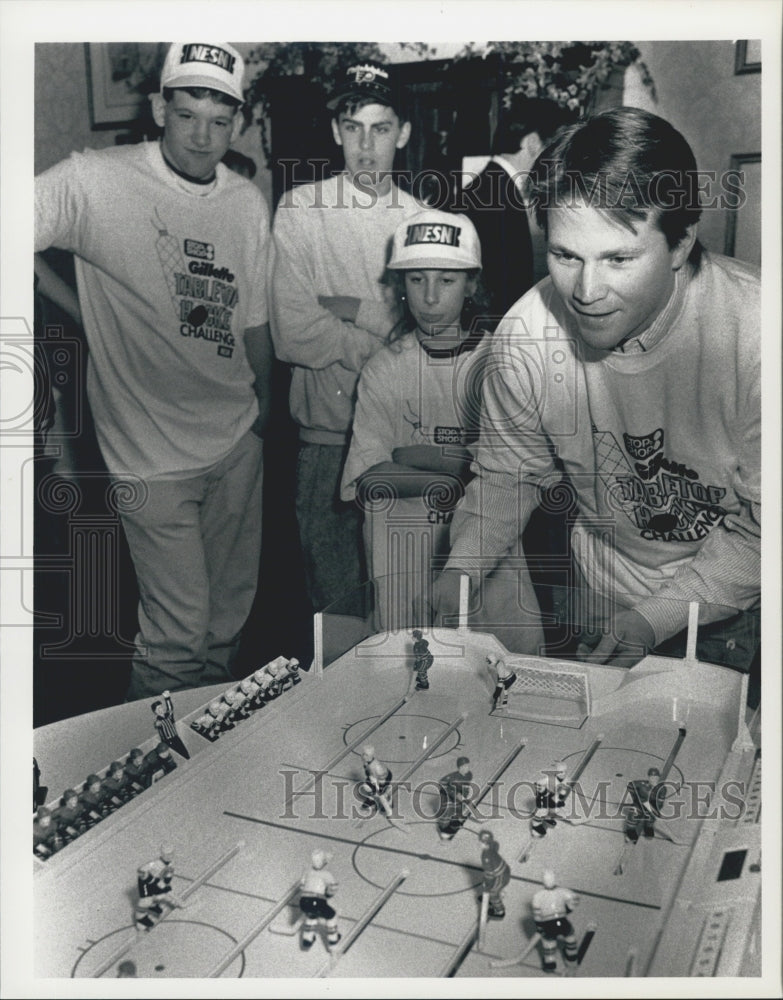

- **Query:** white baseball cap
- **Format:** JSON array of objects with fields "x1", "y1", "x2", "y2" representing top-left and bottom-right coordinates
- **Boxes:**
[
  {"x1": 160, "y1": 42, "x2": 245, "y2": 104},
  {"x1": 387, "y1": 209, "x2": 482, "y2": 271}
]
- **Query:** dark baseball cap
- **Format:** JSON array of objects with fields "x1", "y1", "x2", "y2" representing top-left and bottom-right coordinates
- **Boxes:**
[{"x1": 327, "y1": 63, "x2": 404, "y2": 114}]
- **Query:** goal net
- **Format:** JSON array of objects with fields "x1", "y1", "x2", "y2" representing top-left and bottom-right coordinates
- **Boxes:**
[{"x1": 495, "y1": 659, "x2": 590, "y2": 729}]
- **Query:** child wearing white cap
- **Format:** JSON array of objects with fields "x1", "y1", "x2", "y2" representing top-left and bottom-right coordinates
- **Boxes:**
[{"x1": 340, "y1": 209, "x2": 489, "y2": 578}]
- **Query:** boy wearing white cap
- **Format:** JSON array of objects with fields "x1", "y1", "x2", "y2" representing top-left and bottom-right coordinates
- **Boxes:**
[
  {"x1": 341, "y1": 209, "x2": 488, "y2": 518},
  {"x1": 35, "y1": 43, "x2": 273, "y2": 699},
  {"x1": 340, "y1": 210, "x2": 490, "y2": 614},
  {"x1": 270, "y1": 64, "x2": 421, "y2": 613}
]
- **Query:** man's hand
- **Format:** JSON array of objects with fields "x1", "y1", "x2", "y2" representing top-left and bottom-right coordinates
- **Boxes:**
[
  {"x1": 318, "y1": 295, "x2": 361, "y2": 323},
  {"x1": 576, "y1": 609, "x2": 656, "y2": 667}
]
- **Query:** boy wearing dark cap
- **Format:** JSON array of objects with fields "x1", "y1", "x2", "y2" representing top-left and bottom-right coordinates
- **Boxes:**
[
  {"x1": 270, "y1": 63, "x2": 421, "y2": 613},
  {"x1": 35, "y1": 42, "x2": 273, "y2": 700}
]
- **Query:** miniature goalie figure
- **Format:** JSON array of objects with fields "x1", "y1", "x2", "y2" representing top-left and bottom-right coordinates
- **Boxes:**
[
  {"x1": 487, "y1": 653, "x2": 516, "y2": 709},
  {"x1": 478, "y1": 829, "x2": 511, "y2": 919},
  {"x1": 299, "y1": 849, "x2": 340, "y2": 951},
  {"x1": 412, "y1": 630, "x2": 434, "y2": 690},
  {"x1": 531, "y1": 869, "x2": 580, "y2": 973},
  {"x1": 357, "y1": 745, "x2": 393, "y2": 816}
]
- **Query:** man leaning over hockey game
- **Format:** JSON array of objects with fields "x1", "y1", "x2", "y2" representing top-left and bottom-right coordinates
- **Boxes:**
[{"x1": 433, "y1": 107, "x2": 760, "y2": 669}]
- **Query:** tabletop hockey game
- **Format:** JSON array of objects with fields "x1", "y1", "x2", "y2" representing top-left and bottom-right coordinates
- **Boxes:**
[{"x1": 34, "y1": 586, "x2": 761, "y2": 982}]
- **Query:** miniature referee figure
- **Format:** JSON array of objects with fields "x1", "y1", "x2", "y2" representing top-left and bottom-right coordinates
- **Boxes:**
[{"x1": 151, "y1": 691, "x2": 191, "y2": 759}]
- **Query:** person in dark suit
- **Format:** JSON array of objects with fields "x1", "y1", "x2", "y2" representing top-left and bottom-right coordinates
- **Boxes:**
[
  {"x1": 462, "y1": 99, "x2": 578, "y2": 631},
  {"x1": 463, "y1": 98, "x2": 575, "y2": 326}
]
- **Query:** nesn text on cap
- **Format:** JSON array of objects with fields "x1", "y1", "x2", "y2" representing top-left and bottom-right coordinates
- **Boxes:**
[{"x1": 161, "y1": 42, "x2": 245, "y2": 104}]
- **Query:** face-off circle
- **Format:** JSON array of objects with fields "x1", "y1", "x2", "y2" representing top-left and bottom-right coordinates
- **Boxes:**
[
  {"x1": 343, "y1": 714, "x2": 463, "y2": 765},
  {"x1": 352, "y1": 822, "x2": 488, "y2": 897},
  {"x1": 557, "y1": 746, "x2": 685, "y2": 815},
  {"x1": 71, "y1": 920, "x2": 244, "y2": 978}
]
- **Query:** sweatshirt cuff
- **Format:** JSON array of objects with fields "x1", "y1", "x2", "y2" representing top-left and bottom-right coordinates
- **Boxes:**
[
  {"x1": 356, "y1": 299, "x2": 395, "y2": 339},
  {"x1": 342, "y1": 325, "x2": 383, "y2": 371},
  {"x1": 633, "y1": 595, "x2": 691, "y2": 647}
]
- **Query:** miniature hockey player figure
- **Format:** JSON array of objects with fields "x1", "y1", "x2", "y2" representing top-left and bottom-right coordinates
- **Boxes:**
[
  {"x1": 259, "y1": 655, "x2": 292, "y2": 699},
  {"x1": 624, "y1": 767, "x2": 661, "y2": 842},
  {"x1": 254, "y1": 660, "x2": 280, "y2": 701},
  {"x1": 436, "y1": 756, "x2": 474, "y2": 841},
  {"x1": 55, "y1": 788, "x2": 87, "y2": 842},
  {"x1": 530, "y1": 774, "x2": 558, "y2": 838},
  {"x1": 618, "y1": 765, "x2": 680, "y2": 861},
  {"x1": 251, "y1": 667, "x2": 271, "y2": 704},
  {"x1": 487, "y1": 654, "x2": 516, "y2": 709},
  {"x1": 80, "y1": 773, "x2": 110, "y2": 824},
  {"x1": 531, "y1": 869, "x2": 580, "y2": 973},
  {"x1": 239, "y1": 677, "x2": 260, "y2": 711},
  {"x1": 551, "y1": 761, "x2": 570, "y2": 817},
  {"x1": 191, "y1": 701, "x2": 219, "y2": 740},
  {"x1": 33, "y1": 806, "x2": 63, "y2": 859},
  {"x1": 191, "y1": 699, "x2": 228, "y2": 741},
  {"x1": 103, "y1": 761, "x2": 132, "y2": 808},
  {"x1": 357, "y1": 745, "x2": 393, "y2": 817},
  {"x1": 299, "y1": 848, "x2": 340, "y2": 951},
  {"x1": 228, "y1": 684, "x2": 252, "y2": 719},
  {"x1": 478, "y1": 829, "x2": 511, "y2": 919},
  {"x1": 218, "y1": 691, "x2": 241, "y2": 728},
  {"x1": 134, "y1": 843, "x2": 184, "y2": 931},
  {"x1": 412, "y1": 630, "x2": 434, "y2": 690},
  {"x1": 124, "y1": 748, "x2": 148, "y2": 793},
  {"x1": 239, "y1": 674, "x2": 264, "y2": 711},
  {"x1": 151, "y1": 691, "x2": 191, "y2": 759},
  {"x1": 143, "y1": 743, "x2": 177, "y2": 785}
]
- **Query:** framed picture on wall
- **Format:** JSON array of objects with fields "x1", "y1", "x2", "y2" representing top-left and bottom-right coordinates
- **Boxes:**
[
  {"x1": 734, "y1": 40, "x2": 761, "y2": 75},
  {"x1": 85, "y1": 42, "x2": 167, "y2": 128},
  {"x1": 725, "y1": 153, "x2": 761, "y2": 265}
]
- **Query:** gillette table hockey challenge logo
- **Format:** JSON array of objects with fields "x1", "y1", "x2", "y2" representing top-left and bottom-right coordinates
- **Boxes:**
[{"x1": 151, "y1": 210, "x2": 238, "y2": 359}]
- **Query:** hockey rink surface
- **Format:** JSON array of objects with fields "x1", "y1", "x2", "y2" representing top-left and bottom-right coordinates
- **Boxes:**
[{"x1": 35, "y1": 624, "x2": 760, "y2": 979}]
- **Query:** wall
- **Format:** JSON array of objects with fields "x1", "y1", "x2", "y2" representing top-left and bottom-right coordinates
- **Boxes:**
[
  {"x1": 35, "y1": 44, "x2": 120, "y2": 173},
  {"x1": 624, "y1": 40, "x2": 761, "y2": 262}
]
